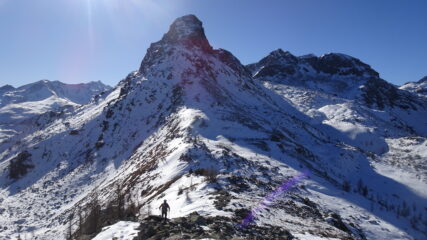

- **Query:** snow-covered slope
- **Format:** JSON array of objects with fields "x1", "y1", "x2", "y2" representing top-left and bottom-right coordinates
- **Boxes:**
[
  {"x1": 1, "y1": 15, "x2": 426, "y2": 240},
  {"x1": 92, "y1": 221, "x2": 140, "y2": 240}
]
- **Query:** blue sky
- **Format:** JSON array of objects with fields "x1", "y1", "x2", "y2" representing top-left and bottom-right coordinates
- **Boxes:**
[{"x1": 0, "y1": 0, "x2": 426, "y2": 87}]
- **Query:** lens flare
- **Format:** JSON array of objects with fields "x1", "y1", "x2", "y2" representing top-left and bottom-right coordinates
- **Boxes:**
[{"x1": 240, "y1": 170, "x2": 310, "y2": 228}]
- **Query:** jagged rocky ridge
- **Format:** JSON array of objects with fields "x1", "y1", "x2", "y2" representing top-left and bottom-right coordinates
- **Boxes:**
[{"x1": 0, "y1": 15, "x2": 426, "y2": 240}]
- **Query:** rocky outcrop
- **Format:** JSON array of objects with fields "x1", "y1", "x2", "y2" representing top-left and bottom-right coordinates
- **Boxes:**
[{"x1": 135, "y1": 212, "x2": 294, "y2": 240}]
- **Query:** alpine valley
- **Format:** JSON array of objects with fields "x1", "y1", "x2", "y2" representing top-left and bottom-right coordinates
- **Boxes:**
[{"x1": 0, "y1": 15, "x2": 426, "y2": 240}]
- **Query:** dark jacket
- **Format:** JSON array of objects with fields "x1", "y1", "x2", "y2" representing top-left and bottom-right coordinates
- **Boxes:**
[{"x1": 159, "y1": 202, "x2": 170, "y2": 212}]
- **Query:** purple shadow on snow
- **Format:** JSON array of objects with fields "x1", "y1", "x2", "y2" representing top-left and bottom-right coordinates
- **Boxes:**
[{"x1": 239, "y1": 170, "x2": 310, "y2": 228}]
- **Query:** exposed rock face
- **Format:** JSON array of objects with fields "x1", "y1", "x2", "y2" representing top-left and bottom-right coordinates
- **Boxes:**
[
  {"x1": 361, "y1": 77, "x2": 417, "y2": 110},
  {"x1": 139, "y1": 14, "x2": 213, "y2": 75},
  {"x1": 310, "y1": 53, "x2": 379, "y2": 77},
  {"x1": 162, "y1": 15, "x2": 209, "y2": 45},
  {"x1": 247, "y1": 49, "x2": 378, "y2": 80},
  {"x1": 247, "y1": 49, "x2": 379, "y2": 79}
]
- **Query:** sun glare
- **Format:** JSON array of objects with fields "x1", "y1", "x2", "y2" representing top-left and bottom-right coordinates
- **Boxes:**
[{"x1": 86, "y1": 0, "x2": 94, "y2": 46}]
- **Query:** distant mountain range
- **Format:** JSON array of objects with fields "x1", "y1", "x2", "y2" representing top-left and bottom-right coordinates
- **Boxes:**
[
  {"x1": 400, "y1": 76, "x2": 427, "y2": 99},
  {"x1": 0, "y1": 80, "x2": 111, "y2": 106},
  {"x1": 0, "y1": 80, "x2": 111, "y2": 143},
  {"x1": 0, "y1": 15, "x2": 426, "y2": 240}
]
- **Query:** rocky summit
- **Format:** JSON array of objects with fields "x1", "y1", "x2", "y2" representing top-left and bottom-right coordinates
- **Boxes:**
[{"x1": 0, "y1": 15, "x2": 426, "y2": 240}]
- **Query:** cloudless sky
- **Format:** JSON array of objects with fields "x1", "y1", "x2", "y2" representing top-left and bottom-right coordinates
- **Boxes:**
[{"x1": 0, "y1": 0, "x2": 426, "y2": 87}]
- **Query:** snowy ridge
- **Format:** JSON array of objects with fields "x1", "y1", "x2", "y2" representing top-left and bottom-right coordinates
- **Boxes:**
[{"x1": 0, "y1": 15, "x2": 426, "y2": 240}]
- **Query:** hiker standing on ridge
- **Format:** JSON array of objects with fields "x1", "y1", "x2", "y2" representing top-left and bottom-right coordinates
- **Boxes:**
[{"x1": 159, "y1": 200, "x2": 170, "y2": 221}]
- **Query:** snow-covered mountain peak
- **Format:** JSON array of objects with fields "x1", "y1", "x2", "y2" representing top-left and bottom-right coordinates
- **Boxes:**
[
  {"x1": 138, "y1": 15, "x2": 214, "y2": 75},
  {"x1": 247, "y1": 51, "x2": 381, "y2": 92},
  {"x1": 246, "y1": 49, "x2": 427, "y2": 112},
  {"x1": 138, "y1": 15, "x2": 253, "y2": 88}
]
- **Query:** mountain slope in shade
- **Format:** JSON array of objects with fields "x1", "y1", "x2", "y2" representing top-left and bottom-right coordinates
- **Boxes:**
[{"x1": 0, "y1": 15, "x2": 426, "y2": 240}]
